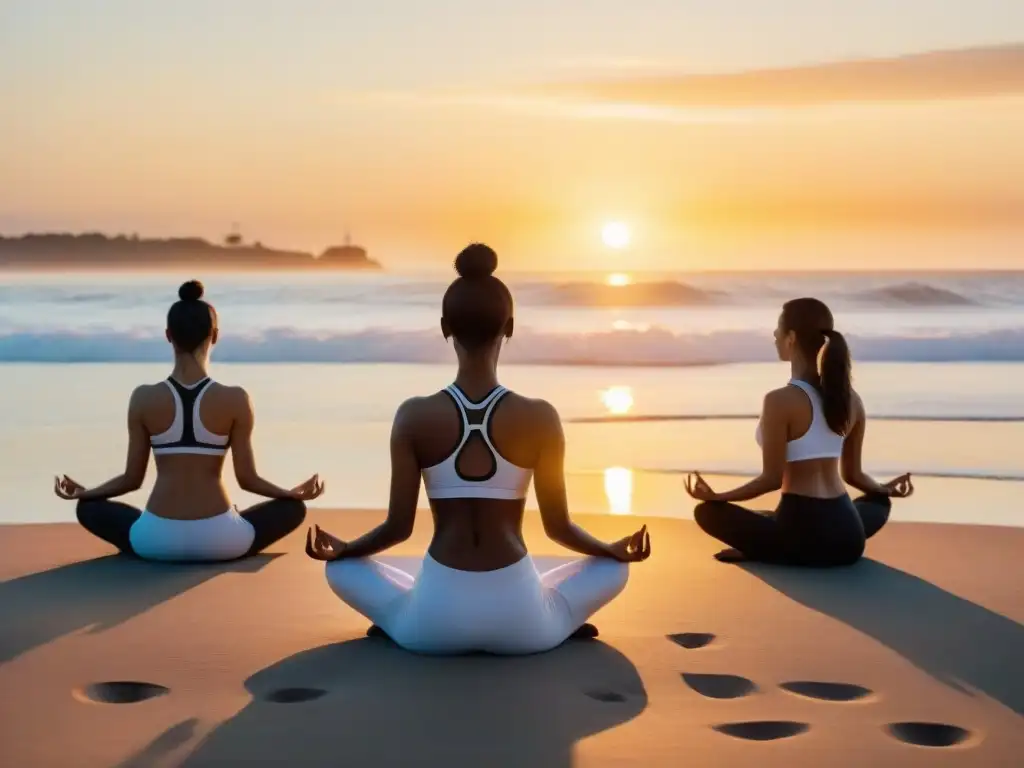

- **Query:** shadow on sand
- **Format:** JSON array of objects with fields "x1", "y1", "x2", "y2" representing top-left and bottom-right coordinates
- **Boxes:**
[
  {"x1": 0, "y1": 554, "x2": 277, "y2": 664},
  {"x1": 115, "y1": 718, "x2": 201, "y2": 768},
  {"x1": 742, "y1": 558, "x2": 1024, "y2": 716},
  {"x1": 183, "y1": 638, "x2": 647, "y2": 768}
]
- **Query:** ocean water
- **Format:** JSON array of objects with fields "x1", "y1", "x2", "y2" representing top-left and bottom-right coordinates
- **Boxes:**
[{"x1": 1, "y1": 270, "x2": 1023, "y2": 527}]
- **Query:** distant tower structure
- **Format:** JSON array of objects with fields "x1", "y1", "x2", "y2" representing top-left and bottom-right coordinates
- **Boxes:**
[
  {"x1": 224, "y1": 222, "x2": 243, "y2": 247},
  {"x1": 318, "y1": 228, "x2": 371, "y2": 267}
]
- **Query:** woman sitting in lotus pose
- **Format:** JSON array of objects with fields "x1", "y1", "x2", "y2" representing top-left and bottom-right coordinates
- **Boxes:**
[
  {"x1": 54, "y1": 280, "x2": 323, "y2": 561},
  {"x1": 306, "y1": 244, "x2": 651, "y2": 655},
  {"x1": 685, "y1": 297, "x2": 913, "y2": 567}
]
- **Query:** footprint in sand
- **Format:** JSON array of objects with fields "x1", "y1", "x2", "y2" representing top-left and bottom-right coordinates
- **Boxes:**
[
  {"x1": 779, "y1": 681, "x2": 874, "y2": 703},
  {"x1": 667, "y1": 632, "x2": 716, "y2": 650},
  {"x1": 681, "y1": 673, "x2": 758, "y2": 700},
  {"x1": 264, "y1": 687, "x2": 329, "y2": 704},
  {"x1": 713, "y1": 721, "x2": 810, "y2": 741},
  {"x1": 73, "y1": 681, "x2": 170, "y2": 705},
  {"x1": 886, "y1": 722, "x2": 975, "y2": 748}
]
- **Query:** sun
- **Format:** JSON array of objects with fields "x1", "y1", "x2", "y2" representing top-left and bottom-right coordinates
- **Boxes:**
[
  {"x1": 601, "y1": 221, "x2": 630, "y2": 249},
  {"x1": 606, "y1": 272, "x2": 631, "y2": 287}
]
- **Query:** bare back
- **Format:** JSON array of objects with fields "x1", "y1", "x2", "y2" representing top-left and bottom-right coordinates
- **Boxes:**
[
  {"x1": 403, "y1": 388, "x2": 554, "y2": 571},
  {"x1": 772, "y1": 385, "x2": 866, "y2": 498},
  {"x1": 135, "y1": 378, "x2": 243, "y2": 519}
]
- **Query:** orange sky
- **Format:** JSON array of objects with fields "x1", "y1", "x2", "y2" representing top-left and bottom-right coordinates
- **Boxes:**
[{"x1": 3, "y1": 4, "x2": 1024, "y2": 270}]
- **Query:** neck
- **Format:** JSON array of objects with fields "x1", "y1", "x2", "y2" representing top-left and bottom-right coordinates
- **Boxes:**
[
  {"x1": 454, "y1": 356, "x2": 499, "y2": 398},
  {"x1": 790, "y1": 358, "x2": 818, "y2": 384},
  {"x1": 172, "y1": 353, "x2": 209, "y2": 384}
]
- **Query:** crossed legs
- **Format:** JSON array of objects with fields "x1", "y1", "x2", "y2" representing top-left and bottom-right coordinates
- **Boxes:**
[
  {"x1": 693, "y1": 493, "x2": 892, "y2": 566},
  {"x1": 325, "y1": 555, "x2": 628, "y2": 654},
  {"x1": 75, "y1": 497, "x2": 306, "y2": 559}
]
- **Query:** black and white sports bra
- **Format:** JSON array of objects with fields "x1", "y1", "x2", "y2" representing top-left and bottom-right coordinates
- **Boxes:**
[
  {"x1": 150, "y1": 377, "x2": 230, "y2": 457},
  {"x1": 421, "y1": 385, "x2": 533, "y2": 500},
  {"x1": 755, "y1": 379, "x2": 845, "y2": 462}
]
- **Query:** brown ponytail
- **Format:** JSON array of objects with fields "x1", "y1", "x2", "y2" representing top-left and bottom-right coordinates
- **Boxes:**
[
  {"x1": 819, "y1": 328, "x2": 852, "y2": 435},
  {"x1": 781, "y1": 298, "x2": 853, "y2": 435}
]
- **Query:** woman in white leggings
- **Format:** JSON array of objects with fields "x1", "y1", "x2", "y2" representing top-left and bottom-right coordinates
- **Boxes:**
[{"x1": 306, "y1": 244, "x2": 651, "y2": 655}]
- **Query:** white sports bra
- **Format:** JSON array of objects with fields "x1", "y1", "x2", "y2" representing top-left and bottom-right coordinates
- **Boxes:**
[
  {"x1": 421, "y1": 385, "x2": 533, "y2": 501},
  {"x1": 150, "y1": 377, "x2": 230, "y2": 457},
  {"x1": 755, "y1": 379, "x2": 844, "y2": 462}
]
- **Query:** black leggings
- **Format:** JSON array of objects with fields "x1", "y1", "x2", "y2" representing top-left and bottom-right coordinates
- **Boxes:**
[
  {"x1": 76, "y1": 498, "x2": 307, "y2": 559},
  {"x1": 694, "y1": 492, "x2": 891, "y2": 567}
]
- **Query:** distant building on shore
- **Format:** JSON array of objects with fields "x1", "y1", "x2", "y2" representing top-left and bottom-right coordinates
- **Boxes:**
[{"x1": 318, "y1": 232, "x2": 373, "y2": 268}]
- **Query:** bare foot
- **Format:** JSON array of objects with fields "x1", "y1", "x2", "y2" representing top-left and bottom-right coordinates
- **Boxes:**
[
  {"x1": 714, "y1": 548, "x2": 747, "y2": 563},
  {"x1": 570, "y1": 623, "x2": 599, "y2": 640},
  {"x1": 366, "y1": 625, "x2": 394, "y2": 641}
]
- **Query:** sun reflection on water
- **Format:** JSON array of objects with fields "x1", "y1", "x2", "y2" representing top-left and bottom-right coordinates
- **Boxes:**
[
  {"x1": 606, "y1": 272, "x2": 631, "y2": 287},
  {"x1": 604, "y1": 467, "x2": 634, "y2": 515},
  {"x1": 600, "y1": 385, "x2": 634, "y2": 415}
]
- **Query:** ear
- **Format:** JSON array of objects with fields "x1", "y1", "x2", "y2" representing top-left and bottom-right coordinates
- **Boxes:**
[
  {"x1": 210, "y1": 328, "x2": 219, "y2": 346},
  {"x1": 440, "y1": 317, "x2": 451, "y2": 341},
  {"x1": 504, "y1": 317, "x2": 514, "y2": 340},
  {"x1": 785, "y1": 330, "x2": 799, "y2": 356},
  {"x1": 165, "y1": 328, "x2": 173, "y2": 345}
]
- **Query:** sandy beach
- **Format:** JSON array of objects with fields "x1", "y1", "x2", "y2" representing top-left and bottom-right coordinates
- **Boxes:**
[
  {"x1": 7, "y1": 3, "x2": 1024, "y2": 764},
  {"x1": 1, "y1": 510, "x2": 1021, "y2": 767}
]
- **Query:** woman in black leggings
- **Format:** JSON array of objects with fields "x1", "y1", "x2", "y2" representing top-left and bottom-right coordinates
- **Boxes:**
[
  {"x1": 685, "y1": 298, "x2": 913, "y2": 567},
  {"x1": 53, "y1": 280, "x2": 324, "y2": 561}
]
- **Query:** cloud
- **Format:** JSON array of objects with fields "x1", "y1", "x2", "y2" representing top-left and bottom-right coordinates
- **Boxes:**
[
  {"x1": 326, "y1": 86, "x2": 849, "y2": 125},
  {"x1": 524, "y1": 44, "x2": 1024, "y2": 109}
]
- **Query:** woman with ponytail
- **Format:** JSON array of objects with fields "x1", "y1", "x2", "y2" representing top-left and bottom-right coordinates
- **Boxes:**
[
  {"x1": 685, "y1": 297, "x2": 913, "y2": 566},
  {"x1": 306, "y1": 244, "x2": 650, "y2": 655},
  {"x1": 53, "y1": 280, "x2": 322, "y2": 561}
]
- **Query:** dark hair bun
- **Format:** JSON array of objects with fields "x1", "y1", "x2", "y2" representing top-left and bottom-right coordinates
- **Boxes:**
[
  {"x1": 454, "y1": 243, "x2": 498, "y2": 279},
  {"x1": 178, "y1": 280, "x2": 205, "y2": 302}
]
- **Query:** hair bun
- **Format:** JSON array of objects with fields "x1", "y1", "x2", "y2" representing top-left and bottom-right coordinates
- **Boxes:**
[
  {"x1": 178, "y1": 280, "x2": 205, "y2": 302},
  {"x1": 454, "y1": 243, "x2": 498, "y2": 279}
]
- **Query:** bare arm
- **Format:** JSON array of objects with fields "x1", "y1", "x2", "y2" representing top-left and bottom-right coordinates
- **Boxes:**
[
  {"x1": 534, "y1": 401, "x2": 619, "y2": 558},
  {"x1": 333, "y1": 399, "x2": 420, "y2": 559},
  {"x1": 708, "y1": 391, "x2": 788, "y2": 503},
  {"x1": 77, "y1": 388, "x2": 150, "y2": 501},
  {"x1": 230, "y1": 388, "x2": 300, "y2": 499},
  {"x1": 840, "y1": 393, "x2": 890, "y2": 496}
]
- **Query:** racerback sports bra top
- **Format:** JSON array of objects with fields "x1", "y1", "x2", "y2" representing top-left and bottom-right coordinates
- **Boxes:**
[
  {"x1": 755, "y1": 379, "x2": 845, "y2": 462},
  {"x1": 421, "y1": 384, "x2": 533, "y2": 501},
  {"x1": 150, "y1": 377, "x2": 230, "y2": 457}
]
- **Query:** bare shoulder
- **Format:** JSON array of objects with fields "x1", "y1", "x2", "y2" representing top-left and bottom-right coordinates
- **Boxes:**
[
  {"x1": 764, "y1": 385, "x2": 798, "y2": 410},
  {"x1": 391, "y1": 394, "x2": 437, "y2": 433},
  {"x1": 504, "y1": 392, "x2": 561, "y2": 430},
  {"x1": 129, "y1": 382, "x2": 166, "y2": 408},
  {"x1": 212, "y1": 381, "x2": 249, "y2": 399},
  {"x1": 395, "y1": 394, "x2": 431, "y2": 421},
  {"x1": 205, "y1": 383, "x2": 252, "y2": 416}
]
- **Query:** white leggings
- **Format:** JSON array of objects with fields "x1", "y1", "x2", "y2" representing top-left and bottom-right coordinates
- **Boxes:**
[{"x1": 325, "y1": 553, "x2": 629, "y2": 655}]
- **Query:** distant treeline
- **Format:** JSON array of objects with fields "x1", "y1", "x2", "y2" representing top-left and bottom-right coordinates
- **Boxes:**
[{"x1": 0, "y1": 232, "x2": 383, "y2": 270}]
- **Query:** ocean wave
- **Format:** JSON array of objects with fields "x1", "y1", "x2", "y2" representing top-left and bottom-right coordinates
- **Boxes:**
[
  {"x1": 524, "y1": 281, "x2": 723, "y2": 307},
  {"x1": 853, "y1": 282, "x2": 977, "y2": 307},
  {"x1": 3, "y1": 325, "x2": 1024, "y2": 365},
  {"x1": 517, "y1": 279, "x2": 995, "y2": 308},
  {"x1": 401, "y1": 279, "x2": 989, "y2": 308},
  {"x1": 1, "y1": 276, "x2": 1019, "y2": 310}
]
